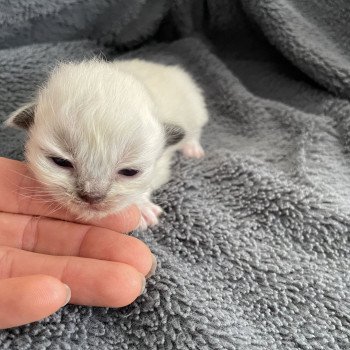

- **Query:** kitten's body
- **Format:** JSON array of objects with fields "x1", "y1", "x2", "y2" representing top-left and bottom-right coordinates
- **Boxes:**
[
  {"x1": 116, "y1": 59, "x2": 208, "y2": 190},
  {"x1": 6, "y1": 59, "x2": 208, "y2": 229}
]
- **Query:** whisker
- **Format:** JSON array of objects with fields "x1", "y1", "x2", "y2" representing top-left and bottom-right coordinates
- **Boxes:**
[
  {"x1": 7, "y1": 168, "x2": 37, "y2": 180},
  {"x1": 45, "y1": 203, "x2": 64, "y2": 217}
]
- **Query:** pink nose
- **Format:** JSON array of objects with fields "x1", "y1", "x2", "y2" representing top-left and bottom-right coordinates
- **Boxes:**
[{"x1": 77, "y1": 192, "x2": 106, "y2": 204}]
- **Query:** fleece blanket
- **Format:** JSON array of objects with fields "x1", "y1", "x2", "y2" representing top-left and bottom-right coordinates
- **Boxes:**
[{"x1": 1, "y1": 0, "x2": 350, "y2": 349}]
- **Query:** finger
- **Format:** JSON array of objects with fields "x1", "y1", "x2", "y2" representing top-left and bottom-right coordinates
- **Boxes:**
[
  {"x1": 0, "y1": 212, "x2": 154, "y2": 276},
  {"x1": 0, "y1": 275, "x2": 70, "y2": 329},
  {"x1": 0, "y1": 158, "x2": 140, "y2": 233},
  {"x1": 0, "y1": 247, "x2": 145, "y2": 307}
]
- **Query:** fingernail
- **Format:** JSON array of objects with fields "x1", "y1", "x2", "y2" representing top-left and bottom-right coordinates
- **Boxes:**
[
  {"x1": 63, "y1": 284, "x2": 71, "y2": 305},
  {"x1": 146, "y1": 254, "x2": 157, "y2": 279},
  {"x1": 140, "y1": 275, "x2": 146, "y2": 295}
]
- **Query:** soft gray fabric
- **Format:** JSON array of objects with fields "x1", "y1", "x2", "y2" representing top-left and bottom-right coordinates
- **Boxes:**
[{"x1": 1, "y1": 0, "x2": 350, "y2": 349}]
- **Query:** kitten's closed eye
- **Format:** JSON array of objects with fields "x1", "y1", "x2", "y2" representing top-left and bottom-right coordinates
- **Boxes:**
[
  {"x1": 118, "y1": 169, "x2": 139, "y2": 177},
  {"x1": 50, "y1": 157, "x2": 73, "y2": 168}
]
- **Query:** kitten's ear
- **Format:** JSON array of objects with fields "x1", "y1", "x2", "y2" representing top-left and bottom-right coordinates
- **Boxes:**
[
  {"x1": 4, "y1": 103, "x2": 36, "y2": 130},
  {"x1": 164, "y1": 123, "x2": 185, "y2": 147}
]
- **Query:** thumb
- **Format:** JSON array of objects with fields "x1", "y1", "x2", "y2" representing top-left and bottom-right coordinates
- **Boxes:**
[{"x1": 0, "y1": 275, "x2": 71, "y2": 329}]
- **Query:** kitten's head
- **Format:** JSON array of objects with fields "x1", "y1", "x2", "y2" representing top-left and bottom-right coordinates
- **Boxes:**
[{"x1": 5, "y1": 61, "x2": 183, "y2": 219}]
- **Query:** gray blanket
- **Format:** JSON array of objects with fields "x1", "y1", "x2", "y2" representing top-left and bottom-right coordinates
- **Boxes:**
[{"x1": 1, "y1": 0, "x2": 350, "y2": 349}]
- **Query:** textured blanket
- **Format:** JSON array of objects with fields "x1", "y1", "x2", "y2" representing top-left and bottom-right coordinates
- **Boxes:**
[{"x1": 1, "y1": 0, "x2": 350, "y2": 349}]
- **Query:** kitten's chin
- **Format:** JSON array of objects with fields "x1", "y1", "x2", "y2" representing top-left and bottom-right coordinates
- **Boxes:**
[
  {"x1": 64, "y1": 200, "x2": 130, "y2": 221},
  {"x1": 69, "y1": 206, "x2": 120, "y2": 221}
]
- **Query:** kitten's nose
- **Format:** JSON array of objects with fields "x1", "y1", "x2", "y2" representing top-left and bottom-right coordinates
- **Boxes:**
[{"x1": 77, "y1": 192, "x2": 106, "y2": 204}]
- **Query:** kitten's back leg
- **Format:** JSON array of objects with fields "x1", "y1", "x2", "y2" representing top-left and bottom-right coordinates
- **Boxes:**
[
  {"x1": 180, "y1": 127, "x2": 205, "y2": 159},
  {"x1": 181, "y1": 139, "x2": 205, "y2": 158},
  {"x1": 180, "y1": 100, "x2": 208, "y2": 159}
]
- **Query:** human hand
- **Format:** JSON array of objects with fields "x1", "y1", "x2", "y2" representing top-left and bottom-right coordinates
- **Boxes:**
[{"x1": 0, "y1": 157, "x2": 155, "y2": 329}]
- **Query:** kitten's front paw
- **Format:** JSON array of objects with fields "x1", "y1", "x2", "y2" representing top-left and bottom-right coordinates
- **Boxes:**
[
  {"x1": 138, "y1": 201, "x2": 163, "y2": 230},
  {"x1": 181, "y1": 140, "x2": 205, "y2": 159}
]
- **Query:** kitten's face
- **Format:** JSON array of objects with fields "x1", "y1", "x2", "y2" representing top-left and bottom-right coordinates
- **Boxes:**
[{"x1": 23, "y1": 62, "x2": 165, "y2": 219}]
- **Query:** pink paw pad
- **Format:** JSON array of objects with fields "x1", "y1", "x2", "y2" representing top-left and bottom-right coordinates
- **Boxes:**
[
  {"x1": 181, "y1": 141, "x2": 205, "y2": 159},
  {"x1": 138, "y1": 202, "x2": 163, "y2": 230}
]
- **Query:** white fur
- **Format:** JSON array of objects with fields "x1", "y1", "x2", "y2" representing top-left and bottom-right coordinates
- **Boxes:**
[{"x1": 8, "y1": 59, "x2": 208, "y2": 228}]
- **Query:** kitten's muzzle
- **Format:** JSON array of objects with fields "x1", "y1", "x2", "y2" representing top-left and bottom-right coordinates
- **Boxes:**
[{"x1": 77, "y1": 191, "x2": 106, "y2": 204}]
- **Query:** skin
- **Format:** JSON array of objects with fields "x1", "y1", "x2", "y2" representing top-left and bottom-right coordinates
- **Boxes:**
[{"x1": 0, "y1": 157, "x2": 154, "y2": 329}]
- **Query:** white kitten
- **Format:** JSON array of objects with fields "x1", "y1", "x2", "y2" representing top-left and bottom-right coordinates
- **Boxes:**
[{"x1": 6, "y1": 59, "x2": 208, "y2": 229}]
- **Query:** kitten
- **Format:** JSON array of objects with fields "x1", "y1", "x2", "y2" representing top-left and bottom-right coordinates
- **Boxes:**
[{"x1": 5, "y1": 59, "x2": 208, "y2": 229}]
